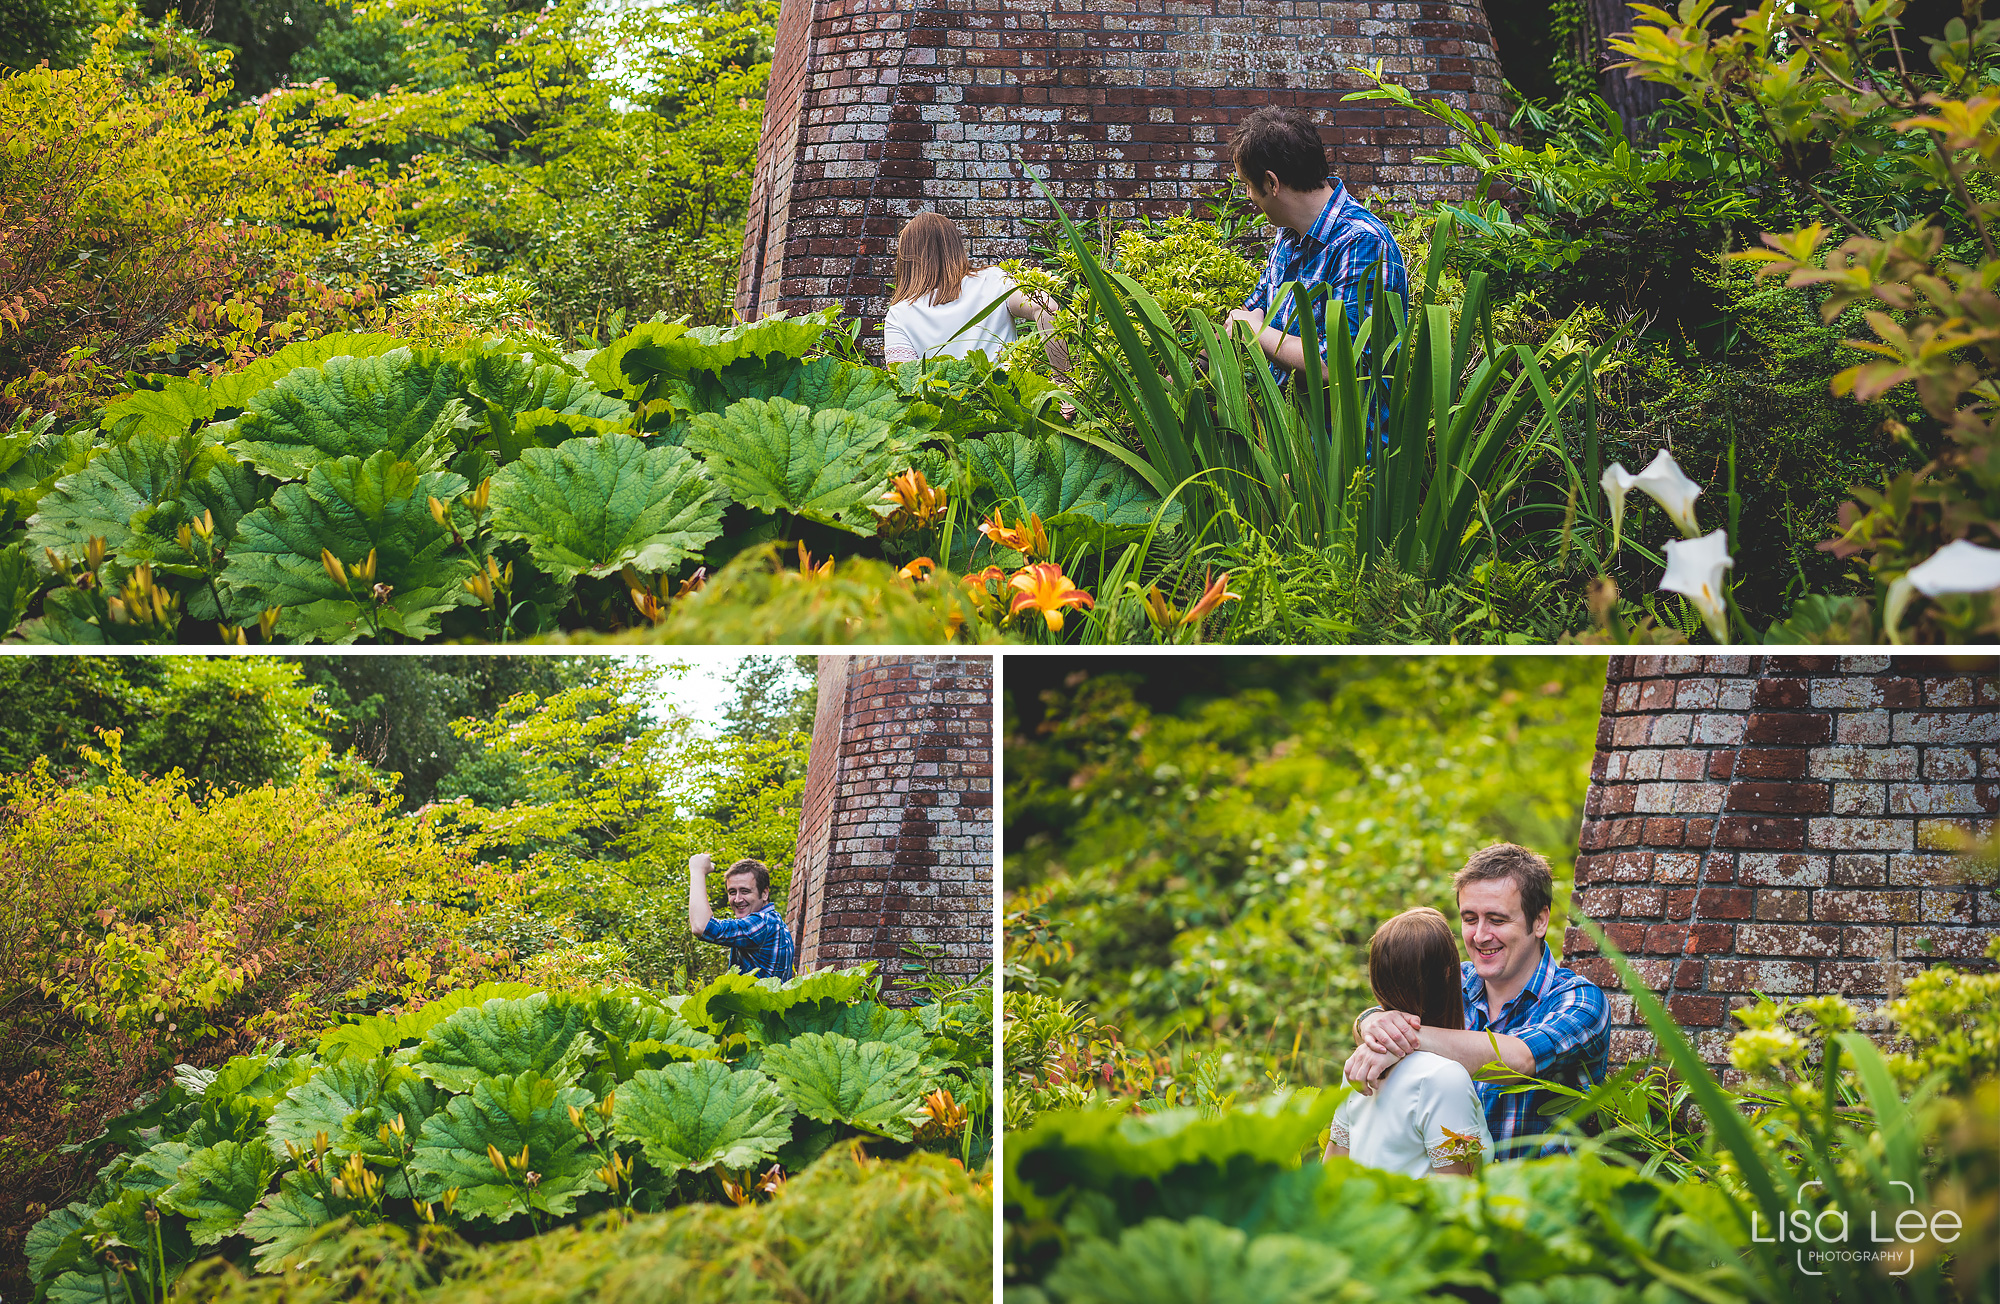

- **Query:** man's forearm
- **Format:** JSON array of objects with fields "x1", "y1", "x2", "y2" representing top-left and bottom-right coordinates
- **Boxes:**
[
  {"x1": 1415, "y1": 1026, "x2": 1535, "y2": 1079},
  {"x1": 1256, "y1": 327, "x2": 1310, "y2": 374},
  {"x1": 688, "y1": 854, "x2": 713, "y2": 933}
]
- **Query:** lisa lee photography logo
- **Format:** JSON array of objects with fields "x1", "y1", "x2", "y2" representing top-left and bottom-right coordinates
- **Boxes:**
[{"x1": 1753, "y1": 1181, "x2": 1963, "y2": 1276}]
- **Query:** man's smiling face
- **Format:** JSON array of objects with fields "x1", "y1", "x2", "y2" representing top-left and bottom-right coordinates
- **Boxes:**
[
  {"x1": 1458, "y1": 877, "x2": 1546, "y2": 989},
  {"x1": 725, "y1": 873, "x2": 768, "y2": 915}
]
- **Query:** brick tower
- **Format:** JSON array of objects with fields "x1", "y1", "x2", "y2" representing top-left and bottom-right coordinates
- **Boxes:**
[
  {"x1": 788, "y1": 654, "x2": 994, "y2": 1004},
  {"x1": 1564, "y1": 655, "x2": 2000, "y2": 1073},
  {"x1": 735, "y1": 0, "x2": 1507, "y2": 340}
]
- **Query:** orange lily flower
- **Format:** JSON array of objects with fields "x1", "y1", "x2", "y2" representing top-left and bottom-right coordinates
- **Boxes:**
[
  {"x1": 979, "y1": 509, "x2": 1049, "y2": 558},
  {"x1": 796, "y1": 541, "x2": 832, "y2": 577},
  {"x1": 1008, "y1": 563, "x2": 1093, "y2": 632},
  {"x1": 880, "y1": 469, "x2": 948, "y2": 533},
  {"x1": 899, "y1": 556, "x2": 937, "y2": 583},
  {"x1": 1180, "y1": 570, "x2": 1241, "y2": 627}
]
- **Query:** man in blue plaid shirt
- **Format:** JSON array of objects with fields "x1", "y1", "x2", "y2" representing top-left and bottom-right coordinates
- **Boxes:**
[
  {"x1": 1223, "y1": 106, "x2": 1409, "y2": 387},
  {"x1": 1345, "y1": 844, "x2": 1609, "y2": 1158},
  {"x1": 687, "y1": 853, "x2": 796, "y2": 981}
]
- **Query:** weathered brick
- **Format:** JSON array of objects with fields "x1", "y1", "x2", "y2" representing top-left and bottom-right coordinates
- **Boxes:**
[
  {"x1": 1808, "y1": 817, "x2": 1915, "y2": 851},
  {"x1": 1831, "y1": 853, "x2": 1888, "y2": 886},
  {"x1": 1894, "y1": 711, "x2": 2000, "y2": 745},
  {"x1": 1816, "y1": 891, "x2": 1922, "y2": 923},
  {"x1": 1706, "y1": 959, "x2": 1815, "y2": 993},
  {"x1": 1737, "y1": 853, "x2": 1828, "y2": 886},
  {"x1": 1748, "y1": 713, "x2": 1832, "y2": 745},
  {"x1": 1754, "y1": 889, "x2": 1811, "y2": 921},
  {"x1": 1666, "y1": 888, "x2": 1753, "y2": 920},
  {"x1": 1809, "y1": 745, "x2": 1920, "y2": 781},
  {"x1": 1888, "y1": 783, "x2": 1992, "y2": 815},
  {"x1": 1713, "y1": 816, "x2": 1807, "y2": 849},
  {"x1": 1727, "y1": 781, "x2": 1831, "y2": 814},
  {"x1": 1737, "y1": 923, "x2": 1844, "y2": 957}
]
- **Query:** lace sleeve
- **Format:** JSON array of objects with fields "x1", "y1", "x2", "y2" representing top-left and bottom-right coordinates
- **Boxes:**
[
  {"x1": 1427, "y1": 1138, "x2": 1462, "y2": 1169},
  {"x1": 1328, "y1": 1120, "x2": 1350, "y2": 1150}
]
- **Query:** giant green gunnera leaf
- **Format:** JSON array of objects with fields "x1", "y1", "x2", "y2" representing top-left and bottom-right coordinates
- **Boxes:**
[
  {"x1": 610, "y1": 1059, "x2": 794, "y2": 1180},
  {"x1": 406, "y1": 1071, "x2": 603, "y2": 1224},
  {"x1": 760, "y1": 1032, "x2": 928, "y2": 1141},
  {"x1": 230, "y1": 349, "x2": 466, "y2": 480},
  {"x1": 413, "y1": 993, "x2": 598, "y2": 1092},
  {"x1": 218, "y1": 451, "x2": 474, "y2": 641},
  {"x1": 487, "y1": 434, "x2": 724, "y2": 581},
  {"x1": 685, "y1": 396, "x2": 894, "y2": 535}
]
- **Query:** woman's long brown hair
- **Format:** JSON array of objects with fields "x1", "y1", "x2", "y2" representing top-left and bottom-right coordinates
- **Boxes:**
[
  {"x1": 891, "y1": 212, "x2": 974, "y2": 307},
  {"x1": 1367, "y1": 907, "x2": 1465, "y2": 1031}
]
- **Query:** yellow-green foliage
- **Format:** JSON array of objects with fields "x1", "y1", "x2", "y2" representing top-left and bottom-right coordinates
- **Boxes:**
[
  {"x1": 0, "y1": 734, "x2": 506, "y2": 1049},
  {"x1": 0, "y1": 14, "x2": 387, "y2": 415},
  {"x1": 586, "y1": 543, "x2": 1004, "y2": 645},
  {"x1": 1001, "y1": 215, "x2": 1258, "y2": 424},
  {"x1": 1885, "y1": 938, "x2": 2000, "y2": 1094},
  {"x1": 434, "y1": 658, "x2": 810, "y2": 988},
  {"x1": 173, "y1": 1145, "x2": 992, "y2": 1304},
  {"x1": 1005, "y1": 656, "x2": 1607, "y2": 1094}
]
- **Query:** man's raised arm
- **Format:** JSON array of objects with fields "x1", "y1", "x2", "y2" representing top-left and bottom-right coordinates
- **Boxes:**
[{"x1": 687, "y1": 852, "x2": 713, "y2": 934}]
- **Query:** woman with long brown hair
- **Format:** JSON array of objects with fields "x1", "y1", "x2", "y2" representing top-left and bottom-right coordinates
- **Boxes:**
[
  {"x1": 882, "y1": 212, "x2": 1062, "y2": 365},
  {"x1": 1324, "y1": 907, "x2": 1492, "y2": 1177}
]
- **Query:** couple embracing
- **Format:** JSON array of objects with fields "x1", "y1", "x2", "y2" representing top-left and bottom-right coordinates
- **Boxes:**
[{"x1": 1328, "y1": 844, "x2": 1611, "y2": 1178}]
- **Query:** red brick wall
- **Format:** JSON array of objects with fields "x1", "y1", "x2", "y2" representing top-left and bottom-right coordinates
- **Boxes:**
[
  {"x1": 785, "y1": 655, "x2": 994, "y2": 1005},
  {"x1": 733, "y1": 0, "x2": 1506, "y2": 342},
  {"x1": 1564, "y1": 655, "x2": 2000, "y2": 1072}
]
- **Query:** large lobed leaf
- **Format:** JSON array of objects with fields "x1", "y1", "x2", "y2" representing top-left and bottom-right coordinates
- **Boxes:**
[
  {"x1": 217, "y1": 450, "x2": 475, "y2": 642},
  {"x1": 413, "y1": 993, "x2": 599, "y2": 1093},
  {"x1": 406, "y1": 1071, "x2": 604, "y2": 1224},
  {"x1": 25, "y1": 431, "x2": 268, "y2": 580},
  {"x1": 966, "y1": 429, "x2": 1181, "y2": 549},
  {"x1": 230, "y1": 348, "x2": 466, "y2": 480},
  {"x1": 159, "y1": 1138, "x2": 279, "y2": 1245},
  {"x1": 610, "y1": 1059, "x2": 795, "y2": 1180},
  {"x1": 487, "y1": 433, "x2": 725, "y2": 581},
  {"x1": 316, "y1": 982, "x2": 542, "y2": 1063},
  {"x1": 679, "y1": 968, "x2": 880, "y2": 1036},
  {"x1": 457, "y1": 348, "x2": 630, "y2": 455},
  {"x1": 684, "y1": 396, "x2": 895, "y2": 535},
  {"x1": 759, "y1": 1032, "x2": 929, "y2": 1142}
]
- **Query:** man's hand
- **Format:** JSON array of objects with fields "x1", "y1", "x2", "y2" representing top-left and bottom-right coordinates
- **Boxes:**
[
  {"x1": 1224, "y1": 306, "x2": 1265, "y2": 341},
  {"x1": 1342, "y1": 1044, "x2": 1404, "y2": 1096},
  {"x1": 687, "y1": 853, "x2": 714, "y2": 934},
  {"x1": 1358, "y1": 1009, "x2": 1422, "y2": 1057}
]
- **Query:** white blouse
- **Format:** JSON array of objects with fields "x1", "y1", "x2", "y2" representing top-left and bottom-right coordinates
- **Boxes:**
[
  {"x1": 882, "y1": 266, "x2": 1020, "y2": 363},
  {"x1": 1329, "y1": 1050, "x2": 1494, "y2": 1179}
]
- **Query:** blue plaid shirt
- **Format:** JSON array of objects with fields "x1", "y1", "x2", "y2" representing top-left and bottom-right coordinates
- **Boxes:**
[
  {"x1": 1464, "y1": 946, "x2": 1609, "y2": 1157},
  {"x1": 698, "y1": 903, "x2": 796, "y2": 981},
  {"x1": 1243, "y1": 176, "x2": 1409, "y2": 386}
]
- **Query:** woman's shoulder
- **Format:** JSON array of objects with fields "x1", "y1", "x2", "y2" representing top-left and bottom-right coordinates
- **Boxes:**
[
  {"x1": 1398, "y1": 1051, "x2": 1477, "y2": 1092},
  {"x1": 969, "y1": 265, "x2": 1015, "y2": 289}
]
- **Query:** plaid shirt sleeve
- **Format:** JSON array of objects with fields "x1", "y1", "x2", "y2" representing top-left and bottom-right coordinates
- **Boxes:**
[
  {"x1": 698, "y1": 910, "x2": 782, "y2": 947},
  {"x1": 1513, "y1": 979, "x2": 1610, "y2": 1077}
]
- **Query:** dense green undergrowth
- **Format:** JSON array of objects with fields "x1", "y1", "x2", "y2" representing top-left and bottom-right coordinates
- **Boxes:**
[
  {"x1": 1004, "y1": 934, "x2": 2000, "y2": 1304},
  {"x1": 27, "y1": 968, "x2": 992, "y2": 1301}
]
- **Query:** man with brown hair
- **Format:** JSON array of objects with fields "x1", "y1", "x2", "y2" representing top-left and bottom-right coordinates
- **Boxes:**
[
  {"x1": 1222, "y1": 105, "x2": 1409, "y2": 386},
  {"x1": 1344, "y1": 843, "x2": 1609, "y2": 1158},
  {"x1": 687, "y1": 852, "x2": 796, "y2": 981}
]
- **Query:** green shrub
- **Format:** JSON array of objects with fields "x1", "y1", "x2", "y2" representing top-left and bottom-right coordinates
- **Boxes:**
[
  {"x1": 174, "y1": 1143, "x2": 990, "y2": 1304},
  {"x1": 1004, "y1": 658, "x2": 1605, "y2": 1095},
  {"x1": 26, "y1": 969, "x2": 993, "y2": 1301}
]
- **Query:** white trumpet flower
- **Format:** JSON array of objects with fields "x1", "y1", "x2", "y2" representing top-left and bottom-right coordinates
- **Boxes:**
[
  {"x1": 1632, "y1": 449, "x2": 1703, "y2": 537},
  {"x1": 1660, "y1": 528, "x2": 1734, "y2": 643},
  {"x1": 1600, "y1": 463, "x2": 1638, "y2": 553},
  {"x1": 1882, "y1": 539, "x2": 2000, "y2": 643},
  {"x1": 1600, "y1": 449, "x2": 1703, "y2": 549}
]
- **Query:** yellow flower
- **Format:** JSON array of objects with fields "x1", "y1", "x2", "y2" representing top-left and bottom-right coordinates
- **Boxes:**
[
  {"x1": 980, "y1": 509, "x2": 1048, "y2": 559},
  {"x1": 1008, "y1": 563, "x2": 1093, "y2": 632},
  {"x1": 1180, "y1": 570, "x2": 1241, "y2": 627},
  {"x1": 880, "y1": 469, "x2": 948, "y2": 532}
]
